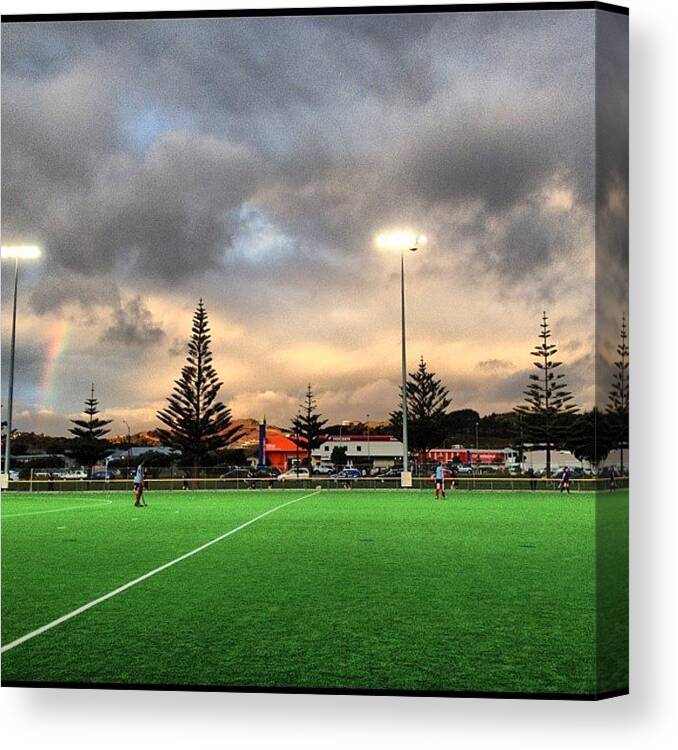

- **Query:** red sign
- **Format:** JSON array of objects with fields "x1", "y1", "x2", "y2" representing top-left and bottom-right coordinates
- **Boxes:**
[{"x1": 428, "y1": 449, "x2": 506, "y2": 465}]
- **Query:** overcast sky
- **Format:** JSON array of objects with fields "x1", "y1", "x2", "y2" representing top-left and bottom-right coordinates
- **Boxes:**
[{"x1": 1, "y1": 9, "x2": 628, "y2": 435}]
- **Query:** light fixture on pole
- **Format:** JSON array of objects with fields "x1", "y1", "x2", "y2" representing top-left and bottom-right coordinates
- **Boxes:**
[
  {"x1": 366, "y1": 413, "x2": 371, "y2": 473},
  {"x1": 1, "y1": 245, "x2": 42, "y2": 487},
  {"x1": 375, "y1": 231, "x2": 427, "y2": 488}
]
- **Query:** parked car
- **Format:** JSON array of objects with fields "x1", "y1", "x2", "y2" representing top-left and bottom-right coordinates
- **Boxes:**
[
  {"x1": 92, "y1": 470, "x2": 114, "y2": 480},
  {"x1": 314, "y1": 463, "x2": 335, "y2": 475},
  {"x1": 378, "y1": 467, "x2": 403, "y2": 478},
  {"x1": 251, "y1": 466, "x2": 281, "y2": 478},
  {"x1": 331, "y1": 468, "x2": 362, "y2": 480},
  {"x1": 474, "y1": 464, "x2": 503, "y2": 475},
  {"x1": 277, "y1": 467, "x2": 311, "y2": 480},
  {"x1": 455, "y1": 464, "x2": 474, "y2": 475},
  {"x1": 8, "y1": 469, "x2": 20, "y2": 481}
]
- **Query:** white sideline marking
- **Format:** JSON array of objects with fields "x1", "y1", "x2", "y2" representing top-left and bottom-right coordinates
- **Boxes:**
[
  {"x1": 1, "y1": 489, "x2": 321, "y2": 654},
  {"x1": 2, "y1": 499, "x2": 113, "y2": 519}
]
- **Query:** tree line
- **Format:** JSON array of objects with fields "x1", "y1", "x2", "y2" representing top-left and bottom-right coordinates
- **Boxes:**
[
  {"x1": 283, "y1": 311, "x2": 629, "y2": 476},
  {"x1": 37, "y1": 302, "x2": 627, "y2": 478}
]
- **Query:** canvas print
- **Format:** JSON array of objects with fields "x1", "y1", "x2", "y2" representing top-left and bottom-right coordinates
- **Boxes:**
[{"x1": 0, "y1": 3, "x2": 628, "y2": 698}]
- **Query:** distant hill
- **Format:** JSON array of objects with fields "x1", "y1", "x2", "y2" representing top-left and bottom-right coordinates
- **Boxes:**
[
  {"x1": 108, "y1": 419, "x2": 288, "y2": 452},
  {"x1": 109, "y1": 430, "x2": 162, "y2": 446},
  {"x1": 228, "y1": 419, "x2": 289, "y2": 449}
]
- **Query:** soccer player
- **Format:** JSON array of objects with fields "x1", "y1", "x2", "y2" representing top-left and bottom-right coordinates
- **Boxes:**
[
  {"x1": 559, "y1": 466, "x2": 571, "y2": 494},
  {"x1": 133, "y1": 462, "x2": 147, "y2": 507},
  {"x1": 609, "y1": 466, "x2": 617, "y2": 491},
  {"x1": 433, "y1": 461, "x2": 446, "y2": 499}
]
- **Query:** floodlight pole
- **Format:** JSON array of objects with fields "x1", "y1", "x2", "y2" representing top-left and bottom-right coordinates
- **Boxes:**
[
  {"x1": 366, "y1": 413, "x2": 371, "y2": 468},
  {"x1": 400, "y1": 249, "x2": 409, "y2": 474},
  {"x1": 4, "y1": 258, "x2": 19, "y2": 478},
  {"x1": 123, "y1": 419, "x2": 132, "y2": 470}
]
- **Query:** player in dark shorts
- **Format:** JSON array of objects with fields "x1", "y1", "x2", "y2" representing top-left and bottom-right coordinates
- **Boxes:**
[
  {"x1": 433, "y1": 461, "x2": 446, "y2": 499},
  {"x1": 608, "y1": 466, "x2": 617, "y2": 491},
  {"x1": 559, "y1": 466, "x2": 571, "y2": 494},
  {"x1": 133, "y1": 463, "x2": 147, "y2": 507}
]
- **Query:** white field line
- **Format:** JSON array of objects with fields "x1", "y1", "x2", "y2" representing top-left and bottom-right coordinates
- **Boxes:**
[
  {"x1": 1, "y1": 489, "x2": 321, "y2": 654},
  {"x1": 2, "y1": 499, "x2": 113, "y2": 518}
]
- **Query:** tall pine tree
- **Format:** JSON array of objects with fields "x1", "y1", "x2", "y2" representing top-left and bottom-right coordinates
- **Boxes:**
[
  {"x1": 514, "y1": 312, "x2": 578, "y2": 477},
  {"x1": 607, "y1": 313, "x2": 629, "y2": 474},
  {"x1": 68, "y1": 383, "x2": 112, "y2": 473},
  {"x1": 390, "y1": 356, "x2": 452, "y2": 458},
  {"x1": 156, "y1": 299, "x2": 243, "y2": 470},
  {"x1": 290, "y1": 384, "x2": 327, "y2": 466}
]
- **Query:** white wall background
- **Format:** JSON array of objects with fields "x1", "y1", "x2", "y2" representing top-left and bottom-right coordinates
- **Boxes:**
[{"x1": 1, "y1": 1, "x2": 676, "y2": 748}]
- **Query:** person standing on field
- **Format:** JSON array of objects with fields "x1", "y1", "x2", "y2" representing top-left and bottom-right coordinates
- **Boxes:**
[
  {"x1": 433, "y1": 461, "x2": 446, "y2": 499},
  {"x1": 559, "y1": 466, "x2": 571, "y2": 494},
  {"x1": 133, "y1": 462, "x2": 147, "y2": 507}
]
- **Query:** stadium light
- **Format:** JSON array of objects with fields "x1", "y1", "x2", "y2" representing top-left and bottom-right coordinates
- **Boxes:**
[
  {"x1": 1, "y1": 244, "x2": 43, "y2": 486},
  {"x1": 375, "y1": 231, "x2": 427, "y2": 253},
  {"x1": 1, "y1": 245, "x2": 42, "y2": 260},
  {"x1": 374, "y1": 231, "x2": 426, "y2": 485}
]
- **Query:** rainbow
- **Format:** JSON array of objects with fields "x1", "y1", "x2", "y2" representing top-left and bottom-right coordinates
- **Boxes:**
[{"x1": 40, "y1": 318, "x2": 69, "y2": 402}]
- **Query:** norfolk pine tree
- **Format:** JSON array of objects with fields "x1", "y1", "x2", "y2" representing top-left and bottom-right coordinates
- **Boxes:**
[
  {"x1": 156, "y1": 299, "x2": 243, "y2": 472},
  {"x1": 68, "y1": 383, "x2": 113, "y2": 474},
  {"x1": 290, "y1": 384, "x2": 328, "y2": 467},
  {"x1": 607, "y1": 313, "x2": 629, "y2": 475},
  {"x1": 514, "y1": 312, "x2": 578, "y2": 477},
  {"x1": 390, "y1": 356, "x2": 452, "y2": 459}
]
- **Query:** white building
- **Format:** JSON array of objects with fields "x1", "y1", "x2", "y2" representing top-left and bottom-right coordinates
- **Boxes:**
[
  {"x1": 312, "y1": 435, "x2": 403, "y2": 468},
  {"x1": 521, "y1": 447, "x2": 628, "y2": 474},
  {"x1": 522, "y1": 449, "x2": 580, "y2": 472}
]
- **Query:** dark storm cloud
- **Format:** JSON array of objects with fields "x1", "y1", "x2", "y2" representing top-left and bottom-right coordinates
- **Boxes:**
[
  {"x1": 28, "y1": 274, "x2": 119, "y2": 317},
  {"x1": 400, "y1": 107, "x2": 590, "y2": 215},
  {"x1": 103, "y1": 296, "x2": 165, "y2": 346},
  {"x1": 0, "y1": 340, "x2": 43, "y2": 392},
  {"x1": 2, "y1": 11, "x2": 597, "y2": 306}
]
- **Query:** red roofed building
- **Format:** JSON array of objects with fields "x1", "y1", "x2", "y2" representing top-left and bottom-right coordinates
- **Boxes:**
[{"x1": 264, "y1": 431, "x2": 304, "y2": 472}]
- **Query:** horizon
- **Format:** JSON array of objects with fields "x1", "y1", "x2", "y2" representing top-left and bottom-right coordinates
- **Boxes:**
[{"x1": 8, "y1": 409, "x2": 514, "y2": 442}]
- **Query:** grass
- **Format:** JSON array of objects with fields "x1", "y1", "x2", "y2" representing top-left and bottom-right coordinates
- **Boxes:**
[{"x1": 1, "y1": 488, "x2": 628, "y2": 696}]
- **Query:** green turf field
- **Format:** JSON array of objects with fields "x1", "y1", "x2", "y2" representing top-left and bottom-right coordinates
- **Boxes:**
[{"x1": 1, "y1": 488, "x2": 628, "y2": 695}]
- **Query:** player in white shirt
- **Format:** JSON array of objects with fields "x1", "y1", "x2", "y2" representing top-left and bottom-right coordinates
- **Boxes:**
[
  {"x1": 433, "y1": 461, "x2": 446, "y2": 499},
  {"x1": 133, "y1": 463, "x2": 147, "y2": 507}
]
